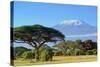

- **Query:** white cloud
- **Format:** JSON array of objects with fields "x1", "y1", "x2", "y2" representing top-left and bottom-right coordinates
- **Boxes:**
[
  {"x1": 66, "y1": 33, "x2": 97, "y2": 37},
  {"x1": 60, "y1": 19, "x2": 83, "y2": 25}
]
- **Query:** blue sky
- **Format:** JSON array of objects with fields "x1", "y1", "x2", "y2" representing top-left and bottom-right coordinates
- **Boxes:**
[{"x1": 12, "y1": 1, "x2": 97, "y2": 27}]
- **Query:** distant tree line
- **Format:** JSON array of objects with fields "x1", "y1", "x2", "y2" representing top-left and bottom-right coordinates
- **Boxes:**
[{"x1": 53, "y1": 39, "x2": 97, "y2": 56}]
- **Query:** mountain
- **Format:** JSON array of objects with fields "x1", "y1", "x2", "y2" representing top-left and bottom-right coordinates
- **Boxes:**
[{"x1": 53, "y1": 20, "x2": 97, "y2": 41}]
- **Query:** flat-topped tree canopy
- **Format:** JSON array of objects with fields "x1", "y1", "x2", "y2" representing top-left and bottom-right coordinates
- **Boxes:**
[{"x1": 13, "y1": 24, "x2": 65, "y2": 48}]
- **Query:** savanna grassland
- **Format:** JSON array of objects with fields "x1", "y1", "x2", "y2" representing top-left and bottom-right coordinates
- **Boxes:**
[{"x1": 14, "y1": 55, "x2": 97, "y2": 66}]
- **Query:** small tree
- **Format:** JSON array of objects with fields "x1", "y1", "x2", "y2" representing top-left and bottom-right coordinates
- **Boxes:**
[{"x1": 12, "y1": 24, "x2": 65, "y2": 61}]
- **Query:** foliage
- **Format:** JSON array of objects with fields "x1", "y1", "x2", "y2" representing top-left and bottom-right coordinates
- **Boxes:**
[
  {"x1": 14, "y1": 47, "x2": 31, "y2": 59},
  {"x1": 22, "y1": 51, "x2": 35, "y2": 59},
  {"x1": 83, "y1": 40, "x2": 97, "y2": 50},
  {"x1": 86, "y1": 49, "x2": 97, "y2": 55},
  {"x1": 92, "y1": 49, "x2": 97, "y2": 55},
  {"x1": 53, "y1": 50, "x2": 63, "y2": 56},
  {"x1": 39, "y1": 45, "x2": 53, "y2": 61},
  {"x1": 86, "y1": 50, "x2": 93, "y2": 55}
]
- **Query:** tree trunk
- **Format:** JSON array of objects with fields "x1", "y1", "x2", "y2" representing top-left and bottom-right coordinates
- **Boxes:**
[{"x1": 35, "y1": 47, "x2": 40, "y2": 61}]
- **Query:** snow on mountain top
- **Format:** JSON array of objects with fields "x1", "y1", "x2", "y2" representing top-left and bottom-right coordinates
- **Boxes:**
[{"x1": 60, "y1": 20, "x2": 83, "y2": 25}]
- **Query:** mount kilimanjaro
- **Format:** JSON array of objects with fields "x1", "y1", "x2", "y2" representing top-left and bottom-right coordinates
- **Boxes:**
[{"x1": 53, "y1": 20, "x2": 97, "y2": 41}]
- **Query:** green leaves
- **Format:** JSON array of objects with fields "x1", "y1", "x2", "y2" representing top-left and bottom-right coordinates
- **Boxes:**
[
  {"x1": 22, "y1": 51, "x2": 35, "y2": 59},
  {"x1": 39, "y1": 45, "x2": 53, "y2": 61}
]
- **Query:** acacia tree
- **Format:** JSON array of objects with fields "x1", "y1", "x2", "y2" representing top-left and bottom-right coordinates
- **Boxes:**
[{"x1": 12, "y1": 24, "x2": 65, "y2": 61}]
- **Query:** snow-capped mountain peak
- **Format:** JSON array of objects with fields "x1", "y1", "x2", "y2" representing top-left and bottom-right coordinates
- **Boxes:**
[
  {"x1": 60, "y1": 20, "x2": 83, "y2": 25},
  {"x1": 53, "y1": 19, "x2": 97, "y2": 41},
  {"x1": 54, "y1": 19, "x2": 96, "y2": 36}
]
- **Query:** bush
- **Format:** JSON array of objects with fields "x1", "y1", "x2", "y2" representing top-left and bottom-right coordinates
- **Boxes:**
[
  {"x1": 66, "y1": 50, "x2": 71, "y2": 56},
  {"x1": 66, "y1": 49, "x2": 81, "y2": 56},
  {"x1": 86, "y1": 49, "x2": 97, "y2": 55},
  {"x1": 14, "y1": 47, "x2": 31, "y2": 59},
  {"x1": 74, "y1": 49, "x2": 81, "y2": 56},
  {"x1": 22, "y1": 51, "x2": 35, "y2": 59},
  {"x1": 78, "y1": 50, "x2": 86, "y2": 55},
  {"x1": 54, "y1": 51, "x2": 63, "y2": 56},
  {"x1": 39, "y1": 45, "x2": 53, "y2": 61},
  {"x1": 86, "y1": 50, "x2": 93, "y2": 55},
  {"x1": 92, "y1": 49, "x2": 97, "y2": 55}
]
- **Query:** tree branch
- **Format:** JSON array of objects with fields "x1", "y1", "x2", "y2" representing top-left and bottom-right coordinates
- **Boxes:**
[
  {"x1": 27, "y1": 42, "x2": 36, "y2": 48},
  {"x1": 32, "y1": 41, "x2": 37, "y2": 47},
  {"x1": 38, "y1": 40, "x2": 47, "y2": 48}
]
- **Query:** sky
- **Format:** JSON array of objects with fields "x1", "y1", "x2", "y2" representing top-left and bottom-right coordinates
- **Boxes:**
[{"x1": 12, "y1": 1, "x2": 97, "y2": 27}]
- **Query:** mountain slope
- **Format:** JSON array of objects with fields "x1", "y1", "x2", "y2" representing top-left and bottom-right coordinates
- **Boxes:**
[{"x1": 54, "y1": 20, "x2": 96, "y2": 36}]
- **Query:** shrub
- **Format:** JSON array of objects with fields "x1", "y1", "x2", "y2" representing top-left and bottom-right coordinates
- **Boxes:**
[
  {"x1": 22, "y1": 51, "x2": 35, "y2": 59},
  {"x1": 39, "y1": 45, "x2": 53, "y2": 61},
  {"x1": 92, "y1": 49, "x2": 97, "y2": 55},
  {"x1": 86, "y1": 50, "x2": 93, "y2": 55},
  {"x1": 74, "y1": 49, "x2": 81, "y2": 56},
  {"x1": 66, "y1": 49, "x2": 80, "y2": 56},
  {"x1": 14, "y1": 47, "x2": 31, "y2": 59},
  {"x1": 78, "y1": 50, "x2": 86, "y2": 55},
  {"x1": 54, "y1": 51, "x2": 63, "y2": 56}
]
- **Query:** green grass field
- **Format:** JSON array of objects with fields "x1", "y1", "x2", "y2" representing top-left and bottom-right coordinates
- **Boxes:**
[{"x1": 13, "y1": 55, "x2": 97, "y2": 66}]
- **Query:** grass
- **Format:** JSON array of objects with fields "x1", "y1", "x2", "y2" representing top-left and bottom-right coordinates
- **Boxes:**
[{"x1": 13, "y1": 55, "x2": 97, "y2": 66}]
